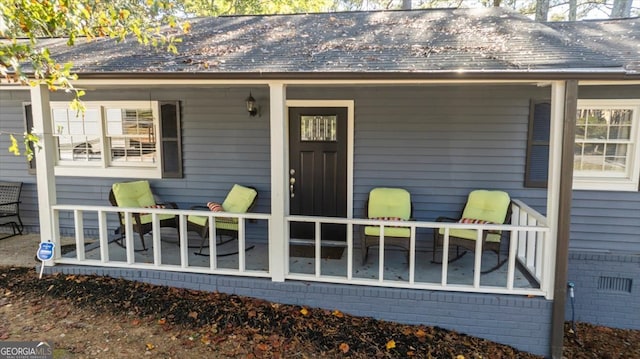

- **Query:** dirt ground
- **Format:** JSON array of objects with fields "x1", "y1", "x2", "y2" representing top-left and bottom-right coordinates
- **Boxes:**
[
  {"x1": 1, "y1": 266, "x2": 639, "y2": 359},
  {"x1": 1, "y1": 235, "x2": 639, "y2": 358}
]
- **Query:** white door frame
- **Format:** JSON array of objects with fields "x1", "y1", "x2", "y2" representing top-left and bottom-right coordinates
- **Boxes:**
[{"x1": 285, "y1": 100, "x2": 355, "y2": 219}]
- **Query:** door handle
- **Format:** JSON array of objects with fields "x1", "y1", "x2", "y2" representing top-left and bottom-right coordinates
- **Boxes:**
[{"x1": 289, "y1": 171, "x2": 296, "y2": 198}]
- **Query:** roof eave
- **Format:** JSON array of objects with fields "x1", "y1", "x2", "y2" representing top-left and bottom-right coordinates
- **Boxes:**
[{"x1": 67, "y1": 68, "x2": 637, "y2": 81}]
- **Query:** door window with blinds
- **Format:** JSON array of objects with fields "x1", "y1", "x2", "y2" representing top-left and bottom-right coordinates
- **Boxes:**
[{"x1": 300, "y1": 115, "x2": 337, "y2": 142}]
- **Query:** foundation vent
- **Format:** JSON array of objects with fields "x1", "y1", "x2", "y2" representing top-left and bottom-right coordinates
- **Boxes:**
[{"x1": 598, "y1": 276, "x2": 632, "y2": 293}]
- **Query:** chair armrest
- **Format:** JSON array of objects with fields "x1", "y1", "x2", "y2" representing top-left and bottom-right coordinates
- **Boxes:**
[
  {"x1": 159, "y1": 201, "x2": 178, "y2": 209},
  {"x1": 435, "y1": 216, "x2": 458, "y2": 223},
  {"x1": 189, "y1": 205, "x2": 209, "y2": 211}
]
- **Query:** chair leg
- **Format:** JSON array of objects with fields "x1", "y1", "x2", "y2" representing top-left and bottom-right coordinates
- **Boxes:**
[
  {"x1": 480, "y1": 257, "x2": 507, "y2": 274},
  {"x1": 432, "y1": 232, "x2": 437, "y2": 262},
  {"x1": 432, "y1": 241, "x2": 466, "y2": 264},
  {"x1": 112, "y1": 227, "x2": 147, "y2": 251},
  {"x1": 16, "y1": 216, "x2": 24, "y2": 234},
  {"x1": 361, "y1": 236, "x2": 369, "y2": 265},
  {"x1": 196, "y1": 234, "x2": 253, "y2": 257},
  {"x1": 197, "y1": 234, "x2": 208, "y2": 255},
  {"x1": 480, "y1": 249, "x2": 507, "y2": 274},
  {"x1": 0, "y1": 221, "x2": 21, "y2": 240},
  {"x1": 195, "y1": 234, "x2": 234, "y2": 256},
  {"x1": 137, "y1": 232, "x2": 148, "y2": 251},
  {"x1": 362, "y1": 246, "x2": 369, "y2": 265}
]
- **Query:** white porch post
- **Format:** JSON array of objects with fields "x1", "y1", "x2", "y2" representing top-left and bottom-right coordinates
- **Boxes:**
[
  {"x1": 544, "y1": 81, "x2": 565, "y2": 299},
  {"x1": 30, "y1": 84, "x2": 57, "y2": 253},
  {"x1": 269, "y1": 82, "x2": 287, "y2": 281}
]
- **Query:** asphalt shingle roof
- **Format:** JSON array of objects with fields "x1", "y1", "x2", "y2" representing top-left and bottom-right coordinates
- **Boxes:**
[
  {"x1": 34, "y1": 8, "x2": 640, "y2": 76},
  {"x1": 546, "y1": 17, "x2": 640, "y2": 72}
]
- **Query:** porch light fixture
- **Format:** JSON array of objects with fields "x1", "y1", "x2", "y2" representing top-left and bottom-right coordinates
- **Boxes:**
[{"x1": 245, "y1": 92, "x2": 258, "y2": 117}]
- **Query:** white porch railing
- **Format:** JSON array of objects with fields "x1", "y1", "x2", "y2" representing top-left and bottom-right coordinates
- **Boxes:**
[
  {"x1": 50, "y1": 205, "x2": 272, "y2": 278},
  {"x1": 49, "y1": 199, "x2": 551, "y2": 298},
  {"x1": 284, "y1": 200, "x2": 551, "y2": 298},
  {"x1": 511, "y1": 199, "x2": 548, "y2": 285}
]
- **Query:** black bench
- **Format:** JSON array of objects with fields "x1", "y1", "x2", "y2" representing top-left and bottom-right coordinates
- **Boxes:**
[{"x1": 0, "y1": 182, "x2": 24, "y2": 239}]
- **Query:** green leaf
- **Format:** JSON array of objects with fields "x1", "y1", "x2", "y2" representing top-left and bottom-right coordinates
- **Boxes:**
[{"x1": 8, "y1": 134, "x2": 20, "y2": 156}]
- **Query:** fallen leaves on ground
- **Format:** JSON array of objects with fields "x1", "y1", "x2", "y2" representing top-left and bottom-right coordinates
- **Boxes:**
[{"x1": 0, "y1": 266, "x2": 638, "y2": 358}]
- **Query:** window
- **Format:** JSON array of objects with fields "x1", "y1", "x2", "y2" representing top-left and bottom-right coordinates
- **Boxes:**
[
  {"x1": 23, "y1": 103, "x2": 36, "y2": 174},
  {"x1": 53, "y1": 106, "x2": 103, "y2": 162},
  {"x1": 24, "y1": 101, "x2": 182, "y2": 178},
  {"x1": 574, "y1": 100, "x2": 640, "y2": 191},
  {"x1": 525, "y1": 99, "x2": 640, "y2": 191}
]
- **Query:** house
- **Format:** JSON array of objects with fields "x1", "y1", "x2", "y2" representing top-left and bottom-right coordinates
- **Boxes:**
[{"x1": 1, "y1": 7, "x2": 639, "y2": 357}]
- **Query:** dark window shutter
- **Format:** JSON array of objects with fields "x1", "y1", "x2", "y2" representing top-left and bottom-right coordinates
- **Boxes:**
[
  {"x1": 525, "y1": 100, "x2": 551, "y2": 188},
  {"x1": 159, "y1": 101, "x2": 183, "y2": 178}
]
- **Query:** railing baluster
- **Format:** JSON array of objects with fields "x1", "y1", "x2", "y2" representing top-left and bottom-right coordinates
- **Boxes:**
[
  {"x1": 152, "y1": 213, "x2": 162, "y2": 267},
  {"x1": 315, "y1": 221, "x2": 321, "y2": 277},
  {"x1": 378, "y1": 225, "x2": 385, "y2": 283},
  {"x1": 51, "y1": 209, "x2": 61, "y2": 260},
  {"x1": 347, "y1": 222, "x2": 353, "y2": 280},
  {"x1": 409, "y1": 226, "x2": 415, "y2": 284},
  {"x1": 507, "y1": 230, "x2": 517, "y2": 290},
  {"x1": 98, "y1": 210, "x2": 109, "y2": 263},
  {"x1": 526, "y1": 217, "x2": 537, "y2": 270},
  {"x1": 517, "y1": 206, "x2": 526, "y2": 259},
  {"x1": 179, "y1": 214, "x2": 188, "y2": 269},
  {"x1": 74, "y1": 209, "x2": 85, "y2": 261},
  {"x1": 441, "y1": 227, "x2": 450, "y2": 287},
  {"x1": 536, "y1": 231, "x2": 544, "y2": 279},
  {"x1": 124, "y1": 211, "x2": 134, "y2": 264},
  {"x1": 209, "y1": 214, "x2": 217, "y2": 268},
  {"x1": 238, "y1": 218, "x2": 246, "y2": 273},
  {"x1": 473, "y1": 229, "x2": 482, "y2": 288}
]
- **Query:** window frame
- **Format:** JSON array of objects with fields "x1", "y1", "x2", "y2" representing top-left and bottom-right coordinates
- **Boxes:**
[
  {"x1": 42, "y1": 100, "x2": 180, "y2": 179},
  {"x1": 23, "y1": 102, "x2": 37, "y2": 175},
  {"x1": 573, "y1": 99, "x2": 640, "y2": 191}
]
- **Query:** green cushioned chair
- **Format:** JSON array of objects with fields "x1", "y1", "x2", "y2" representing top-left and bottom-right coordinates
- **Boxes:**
[
  {"x1": 187, "y1": 184, "x2": 258, "y2": 255},
  {"x1": 361, "y1": 187, "x2": 413, "y2": 265},
  {"x1": 109, "y1": 180, "x2": 179, "y2": 251},
  {"x1": 432, "y1": 189, "x2": 511, "y2": 273}
]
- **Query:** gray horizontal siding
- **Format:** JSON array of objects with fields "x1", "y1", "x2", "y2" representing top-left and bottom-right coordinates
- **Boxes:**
[
  {"x1": 0, "y1": 90, "x2": 39, "y2": 231},
  {"x1": 290, "y1": 85, "x2": 550, "y2": 227},
  {"x1": 1, "y1": 87, "x2": 271, "y2": 236},
  {"x1": 0, "y1": 90, "x2": 33, "y2": 181},
  {"x1": 52, "y1": 86, "x2": 273, "y2": 213},
  {"x1": 570, "y1": 191, "x2": 640, "y2": 252},
  {"x1": 568, "y1": 85, "x2": 640, "y2": 253},
  {"x1": 5, "y1": 83, "x2": 640, "y2": 253}
]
